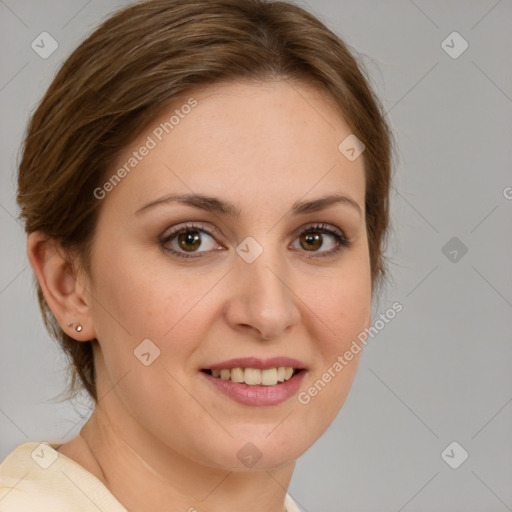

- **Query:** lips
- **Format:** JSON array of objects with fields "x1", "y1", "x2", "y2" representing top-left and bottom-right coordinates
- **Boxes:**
[
  {"x1": 200, "y1": 356, "x2": 307, "y2": 406},
  {"x1": 205, "y1": 356, "x2": 306, "y2": 371}
]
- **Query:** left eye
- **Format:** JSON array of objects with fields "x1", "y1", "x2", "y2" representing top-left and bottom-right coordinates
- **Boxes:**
[{"x1": 291, "y1": 229, "x2": 339, "y2": 253}]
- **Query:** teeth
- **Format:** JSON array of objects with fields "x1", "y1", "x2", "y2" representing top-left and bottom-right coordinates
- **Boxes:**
[
  {"x1": 244, "y1": 368, "x2": 262, "y2": 385},
  {"x1": 208, "y1": 367, "x2": 297, "y2": 386},
  {"x1": 230, "y1": 367, "x2": 244, "y2": 383},
  {"x1": 261, "y1": 368, "x2": 278, "y2": 386}
]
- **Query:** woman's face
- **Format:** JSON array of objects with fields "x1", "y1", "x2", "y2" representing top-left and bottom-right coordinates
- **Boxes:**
[{"x1": 84, "y1": 80, "x2": 372, "y2": 469}]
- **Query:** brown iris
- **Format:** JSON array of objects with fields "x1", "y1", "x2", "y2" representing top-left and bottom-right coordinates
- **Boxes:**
[
  {"x1": 178, "y1": 230, "x2": 201, "y2": 251},
  {"x1": 300, "y1": 232, "x2": 322, "y2": 251}
]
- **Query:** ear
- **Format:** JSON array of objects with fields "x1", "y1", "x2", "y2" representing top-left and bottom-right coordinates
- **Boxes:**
[{"x1": 26, "y1": 232, "x2": 97, "y2": 341}]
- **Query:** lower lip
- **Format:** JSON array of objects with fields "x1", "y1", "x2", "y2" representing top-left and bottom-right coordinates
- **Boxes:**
[{"x1": 201, "y1": 370, "x2": 306, "y2": 406}]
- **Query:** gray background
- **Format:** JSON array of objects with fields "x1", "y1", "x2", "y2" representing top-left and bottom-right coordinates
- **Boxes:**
[{"x1": 1, "y1": 1, "x2": 511, "y2": 511}]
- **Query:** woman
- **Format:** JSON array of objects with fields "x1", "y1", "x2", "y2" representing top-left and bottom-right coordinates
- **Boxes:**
[{"x1": 0, "y1": 0, "x2": 394, "y2": 510}]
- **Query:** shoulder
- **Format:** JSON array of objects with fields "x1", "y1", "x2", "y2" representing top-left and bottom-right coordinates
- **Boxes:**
[
  {"x1": 284, "y1": 492, "x2": 302, "y2": 512},
  {"x1": 0, "y1": 442, "x2": 126, "y2": 512},
  {"x1": 2, "y1": 442, "x2": 300, "y2": 512}
]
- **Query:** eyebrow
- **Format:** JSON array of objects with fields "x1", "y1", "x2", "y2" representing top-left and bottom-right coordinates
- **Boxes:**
[{"x1": 134, "y1": 192, "x2": 362, "y2": 218}]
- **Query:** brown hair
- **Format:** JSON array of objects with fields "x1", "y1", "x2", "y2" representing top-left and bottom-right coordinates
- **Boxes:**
[{"x1": 17, "y1": 0, "x2": 395, "y2": 403}]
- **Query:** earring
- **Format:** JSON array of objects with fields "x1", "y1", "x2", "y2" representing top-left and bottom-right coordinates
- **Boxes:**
[{"x1": 67, "y1": 322, "x2": 83, "y2": 332}]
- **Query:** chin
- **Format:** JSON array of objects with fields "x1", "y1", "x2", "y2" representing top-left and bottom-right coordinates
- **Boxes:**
[{"x1": 194, "y1": 424, "x2": 315, "y2": 471}]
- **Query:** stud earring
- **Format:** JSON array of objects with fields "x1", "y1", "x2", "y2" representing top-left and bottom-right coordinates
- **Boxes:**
[{"x1": 67, "y1": 322, "x2": 82, "y2": 332}]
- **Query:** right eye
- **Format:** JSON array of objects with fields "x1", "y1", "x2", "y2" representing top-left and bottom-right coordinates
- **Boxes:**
[{"x1": 160, "y1": 223, "x2": 223, "y2": 259}]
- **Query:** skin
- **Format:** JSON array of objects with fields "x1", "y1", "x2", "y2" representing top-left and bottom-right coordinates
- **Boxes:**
[{"x1": 27, "y1": 79, "x2": 372, "y2": 512}]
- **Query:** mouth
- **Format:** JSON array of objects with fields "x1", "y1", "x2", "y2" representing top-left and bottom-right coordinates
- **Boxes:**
[
  {"x1": 200, "y1": 357, "x2": 307, "y2": 406},
  {"x1": 201, "y1": 367, "x2": 303, "y2": 386}
]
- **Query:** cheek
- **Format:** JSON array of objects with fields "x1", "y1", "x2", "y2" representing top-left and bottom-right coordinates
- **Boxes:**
[
  {"x1": 307, "y1": 248, "x2": 372, "y2": 350},
  {"x1": 296, "y1": 252, "x2": 372, "y2": 430},
  {"x1": 88, "y1": 244, "x2": 222, "y2": 379},
  {"x1": 88, "y1": 243, "x2": 178, "y2": 337},
  {"x1": 323, "y1": 279, "x2": 372, "y2": 350}
]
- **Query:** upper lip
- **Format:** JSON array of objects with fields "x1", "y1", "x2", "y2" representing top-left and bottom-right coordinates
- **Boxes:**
[{"x1": 205, "y1": 357, "x2": 307, "y2": 371}]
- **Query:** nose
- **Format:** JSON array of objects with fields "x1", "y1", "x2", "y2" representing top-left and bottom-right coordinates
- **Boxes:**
[{"x1": 223, "y1": 247, "x2": 300, "y2": 341}]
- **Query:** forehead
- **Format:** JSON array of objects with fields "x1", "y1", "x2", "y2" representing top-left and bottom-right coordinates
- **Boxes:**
[{"x1": 104, "y1": 79, "x2": 366, "y2": 215}]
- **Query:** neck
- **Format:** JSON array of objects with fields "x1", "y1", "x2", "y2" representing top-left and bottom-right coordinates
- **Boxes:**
[{"x1": 79, "y1": 403, "x2": 295, "y2": 512}]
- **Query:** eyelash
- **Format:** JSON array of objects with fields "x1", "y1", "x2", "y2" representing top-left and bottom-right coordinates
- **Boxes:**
[{"x1": 159, "y1": 222, "x2": 353, "y2": 260}]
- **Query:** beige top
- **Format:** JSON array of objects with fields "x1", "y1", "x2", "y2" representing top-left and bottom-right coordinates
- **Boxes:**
[{"x1": 0, "y1": 442, "x2": 301, "y2": 511}]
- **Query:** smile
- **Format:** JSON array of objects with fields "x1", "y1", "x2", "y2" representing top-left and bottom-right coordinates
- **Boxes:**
[{"x1": 202, "y1": 367, "x2": 298, "y2": 386}]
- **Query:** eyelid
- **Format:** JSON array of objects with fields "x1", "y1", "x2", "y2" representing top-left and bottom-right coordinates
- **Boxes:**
[
  {"x1": 160, "y1": 221, "x2": 223, "y2": 241},
  {"x1": 292, "y1": 222, "x2": 346, "y2": 241}
]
